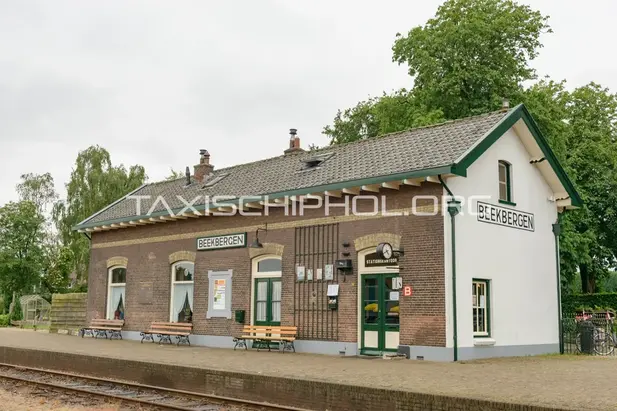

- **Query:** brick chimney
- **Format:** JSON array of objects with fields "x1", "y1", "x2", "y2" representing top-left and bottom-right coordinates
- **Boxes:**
[
  {"x1": 284, "y1": 128, "x2": 304, "y2": 154},
  {"x1": 194, "y1": 149, "x2": 214, "y2": 183}
]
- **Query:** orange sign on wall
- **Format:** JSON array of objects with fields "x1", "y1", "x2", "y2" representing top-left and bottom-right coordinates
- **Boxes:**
[{"x1": 403, "y1": 286, "x2": 413, "y2": 297}]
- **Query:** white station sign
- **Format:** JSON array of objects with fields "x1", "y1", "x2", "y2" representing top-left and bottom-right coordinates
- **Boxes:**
[
  {"x1": 477, "y1": 202, "x2": 535, "y2": 232},
  {"x1": 197, "y1": 232, "x2": 247, "y2": 251}
]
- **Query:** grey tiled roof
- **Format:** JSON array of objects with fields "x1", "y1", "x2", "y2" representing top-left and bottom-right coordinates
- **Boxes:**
[{"x1": 80, "y1": 109, "x2": 509, "y2": 226}]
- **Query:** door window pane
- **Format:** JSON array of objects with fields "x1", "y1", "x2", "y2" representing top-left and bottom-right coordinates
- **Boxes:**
[{"x1": 256, "y1": 302, "x2": 267, "y2": 322}]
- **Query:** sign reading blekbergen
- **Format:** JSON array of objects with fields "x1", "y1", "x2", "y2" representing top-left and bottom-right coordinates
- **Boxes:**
[
  {"x1": 477, "y1": 201, "x2": 535, "y2": 232},
  {"x1": 197, "y1": 232, "x2": 247, "y2": 251}
]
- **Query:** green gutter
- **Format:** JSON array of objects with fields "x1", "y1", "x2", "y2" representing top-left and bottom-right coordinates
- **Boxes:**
[
  {"x1": 74, "y1": 165, "x2": 456, "y2": 230},
  {"x1": 553, "y1": 214, "x2": 564, "y2": 354},
  {"x1": 438, "y1": 175, "x2": 461, "y2": 362}
]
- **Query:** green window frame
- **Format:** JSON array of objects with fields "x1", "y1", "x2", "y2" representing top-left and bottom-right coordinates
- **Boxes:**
[
  {"x1": 498, "y1": 161, "x2": 515, "y2": 205},
  {"x1": 254, "y1": 278, "x2": 281, "y2": 326},
  {"x1": 472, "y1": 279, "x2": 491, "y2": 337}
]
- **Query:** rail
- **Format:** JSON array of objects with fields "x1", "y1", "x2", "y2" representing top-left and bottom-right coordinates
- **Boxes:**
[{"x1": 0, "y1": 362, "x2": 307, "y2": 411}]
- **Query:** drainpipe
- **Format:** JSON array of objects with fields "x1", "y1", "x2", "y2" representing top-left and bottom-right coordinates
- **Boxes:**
[
  {"x1": 438, "y1": 175, "x2": 461, "y2": 362},
  {"x1": 552, "y1": 212, "x2": 563, "y2": 354}
]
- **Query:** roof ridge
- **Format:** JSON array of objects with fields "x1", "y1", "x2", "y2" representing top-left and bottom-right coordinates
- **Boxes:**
[
  {"x1": 312, "y1": 108, "x2": 511, "y2": 153},
  {"x1": 142, "y1": 108, "x2": 510, "y2": 188}
]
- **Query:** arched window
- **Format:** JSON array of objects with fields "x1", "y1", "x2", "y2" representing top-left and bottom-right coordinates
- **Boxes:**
[
  {"x1": 498, "y1": 160, "x2": 513, "y2": 203},
  {"x1": 107, "y1": 266, "x2": 126, "y2": 320},
  {"x1": 251, "y1": 256, "x2": 282, "y2": 326},
  {"x1": 170, "y1": 261, "x2": 194, "y2": 323}
]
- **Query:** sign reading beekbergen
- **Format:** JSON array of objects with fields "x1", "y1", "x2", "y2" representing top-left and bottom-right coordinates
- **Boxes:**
[
  {"x1": 477, "y1": 202, "x2": 535, "y2": 232},
  {"x1": 197, "y1": 233, "x2": 247, "y2": 251}
]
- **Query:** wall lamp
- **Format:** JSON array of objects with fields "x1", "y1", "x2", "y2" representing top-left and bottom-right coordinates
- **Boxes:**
[{"x1": 249, "y1": 224, "x2": 268, "y2": 248}]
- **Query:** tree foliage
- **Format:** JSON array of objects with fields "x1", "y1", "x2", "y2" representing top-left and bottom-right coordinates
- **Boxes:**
[
  {"x1": 323, "y1": 0, "x2": 617, "y2": 293},
  {"x1": 53, "y1": 146, "x2": 147, "y2": 281},
  {"x1": 392, "y1": 0, "x2": 550, "y2": 119},
  {"x1": 16, "y1": 173, "x2": 58, "y2": 215},
  {"x1": 0, "y1": 201, "x2": 45, "y2": 312}
]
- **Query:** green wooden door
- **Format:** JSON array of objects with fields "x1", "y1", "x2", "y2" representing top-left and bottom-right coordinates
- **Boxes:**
[
  {"x1": 361, "y1": 274, "x2": 400, "y2": 354},
  {"x1": 254, "y1": 278, "x2": 281, "y2": 326}
]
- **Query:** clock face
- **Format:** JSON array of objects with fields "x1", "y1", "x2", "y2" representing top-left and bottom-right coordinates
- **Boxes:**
[
  {"x1": 382, "y1": 243, "x2": 393, "y2": 259},
  {"x1": 377, "y1": 242, "x2": 393, "y2": 259}
]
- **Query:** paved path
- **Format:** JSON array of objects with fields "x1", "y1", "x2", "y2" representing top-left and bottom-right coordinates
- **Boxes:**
[{"x1": 0, "y1": 329, "x2": 612, "y2": 410}]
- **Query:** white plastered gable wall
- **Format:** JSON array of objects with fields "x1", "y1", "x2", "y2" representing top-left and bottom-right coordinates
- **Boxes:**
[{"x1": 443, "y1": 121, "x2": 559, "y2": 360}]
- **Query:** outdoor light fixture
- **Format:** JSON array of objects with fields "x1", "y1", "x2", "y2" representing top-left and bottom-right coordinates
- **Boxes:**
[{"x1": 250, "y1": 224, "x2": 268, "y2": 248}]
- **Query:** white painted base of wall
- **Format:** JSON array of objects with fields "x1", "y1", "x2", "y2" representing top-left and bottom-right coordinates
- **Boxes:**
[
  {"x1": 120, "y1": 331, "x2": 357, "y2": 356},
  {"x1": 398, "y1": 343, "x2": 559, "y2": 362}
]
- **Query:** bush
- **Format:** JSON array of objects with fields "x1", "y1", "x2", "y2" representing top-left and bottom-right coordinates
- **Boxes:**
[
  {"x1": 562, "y1": 293, "x2": 617, "y2": 314},
  {"x1": 0, "y1": 314, "x2": 9, "y2": 327},
  {"x1": 9, "y1": 298, "x2": 22, "y2": 322}
]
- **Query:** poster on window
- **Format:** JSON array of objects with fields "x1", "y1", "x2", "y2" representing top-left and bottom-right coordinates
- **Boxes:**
[
  {"x1": 316, "y1": 268, "x2": 323, "y2": 280},
  {"x1": 307, "y1": 269, "x2": 313, "y2": 281},
  {"x1": 324, "y1": 264, "x2": 334, "y2": 281},
  {"x1": 296, "y1": 266, "x2": 305, "y2": 281},
  {"x1": 213, "y1": 279, "x2": 226, "y2": 310}
]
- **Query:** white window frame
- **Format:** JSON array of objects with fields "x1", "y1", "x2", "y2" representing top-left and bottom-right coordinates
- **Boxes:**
[
  {"x1": 107, "y1": 266, "x2": 126, "y2": 320},
  {"x1": 472, "y1": 279, "x2": 490, "y2": 337},
  {"x1": 169, "y1": 261, "x2": 195, "y2": 322},
  {"x1": 498, "y1": 160, "x2": 513, "y2": 203},
  {"x1": 250, "y1": 255, "x2": 282, "y2": 325}
]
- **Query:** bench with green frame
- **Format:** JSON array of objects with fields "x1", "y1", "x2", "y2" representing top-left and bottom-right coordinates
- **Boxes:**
[
  {"x1": 140, "y1": 322, "x2": 192, "y2": 346},
  {"x1": 80, "y1": 319, "x2": 124, "y2": 340},
  {"x1": 233, "y1": 325, "x2": 297, "y2": 352}
]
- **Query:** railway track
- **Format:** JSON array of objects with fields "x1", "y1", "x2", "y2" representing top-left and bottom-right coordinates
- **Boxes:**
[{"x1": 0, "y1": 362, "x2": 305, "y2": 411}]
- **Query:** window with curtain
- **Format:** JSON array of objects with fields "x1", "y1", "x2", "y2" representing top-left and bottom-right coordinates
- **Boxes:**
[
  {"x1": 472, "y1": 279, "x2": 490, "y2": 336},
  {"x1": 171, "y1": 262, "x2": 194, "y2": 323},
  {"x1": 107, "y1": 267, "x2": 126, "y2": 320}
]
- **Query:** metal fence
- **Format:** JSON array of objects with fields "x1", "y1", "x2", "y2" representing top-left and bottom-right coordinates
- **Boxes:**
[{"x1": 562, "y1": 312, "x2": 616, "y2": 356}]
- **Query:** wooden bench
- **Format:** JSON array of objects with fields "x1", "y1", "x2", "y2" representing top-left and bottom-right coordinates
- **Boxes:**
[
  {"x1": 140, "y1": 322, "x2": 192, "y2": 346},
  {"x1": 80, "y1": 319, "x2": 124, "y2": 340},
  {"x1": 233, "y1": 325, "x2": 297, "y2": 352}
]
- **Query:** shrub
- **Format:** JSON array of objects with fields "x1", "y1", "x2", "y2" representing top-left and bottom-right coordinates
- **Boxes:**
[
  {"x1": 0, "y1": 314, "x2": 9, "y2": 327},
  {"x1": 562, "y1": 293, "x2": 617, "y2": 314},
  {"x1": 9, "y1": 298, "x2": 22, "y2": 322}
]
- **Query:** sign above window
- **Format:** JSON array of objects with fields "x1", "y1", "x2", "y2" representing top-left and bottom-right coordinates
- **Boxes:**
[
  {"x1": 477, "y1": 202, "x2": 534, "y2": 232},
  {"x1": 365, "y1": 252, "x2": 398, "y2": 267},
  {"x1": 197, "y1": 233, "x2": 247, "y2": 251}
]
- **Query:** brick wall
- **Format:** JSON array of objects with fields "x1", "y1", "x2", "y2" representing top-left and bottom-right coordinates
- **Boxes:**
[
  {"x1": 0, "y1": 346, "x2": 564, "y2": 411},
  {"x1": 88, "y1": 184, "x2": 446, "y2": 347},
  {"x1": 50, "y1": 293, "x2": 87, "y2": 335}
]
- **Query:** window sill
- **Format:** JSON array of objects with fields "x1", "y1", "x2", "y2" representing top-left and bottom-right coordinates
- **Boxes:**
[
  {"x1": 473, "y1": 338, "x2": 496, "y2": 347},
  {"x1": 498, "y1": 199, "x2": 516, "y2": 207}
]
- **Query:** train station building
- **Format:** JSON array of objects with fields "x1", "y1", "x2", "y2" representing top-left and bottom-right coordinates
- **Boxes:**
[{"x1": 75, "y1": 104, "x2": 581, "y2": 361}]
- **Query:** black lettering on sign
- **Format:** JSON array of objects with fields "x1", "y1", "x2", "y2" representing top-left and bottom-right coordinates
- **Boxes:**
[
  {"x1": 476, "y1": 202, "x2": 534, "y2": 232},
  {"x1": 196, "y1": 233, "x2": 247, "y2": 251}
]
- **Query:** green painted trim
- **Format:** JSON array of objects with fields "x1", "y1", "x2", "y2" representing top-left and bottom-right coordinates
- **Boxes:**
[
  {"x1": 498, "y1": 199, "x2": 517, "y2": 207},
  {"x1": 360, "y1": 274, "x2": 400, "y2": 353},
  {"x1": 472, "y1": 278, "x2": 491, "y2": 337},
  {"x1": 74, "y1": 165, "x2": 456, "y2": 230},
  {"x1": 455, "y1": 104, "x2": 582, "y2": 208},
  {"x1": 439, "y1": 175, "x2": 460, "y2": 362}
]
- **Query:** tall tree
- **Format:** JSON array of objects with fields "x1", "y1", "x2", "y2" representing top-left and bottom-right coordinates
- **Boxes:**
[
  {"x1": 16, "y1": 173, "x2": 58, "y2": 215},
  {"x1": 0, "y1": 201, "x2": 45, "y2": 311},
  {"x1": 324, "y1": 0, "x2": 551, "y2": 143},
  {"x1": 392, "y1": 0, "x2": 551, "y2": 119},
  {"x1": 324, "y1": 90, "x2": 444, "y2": 144},
  {"x1": 53, "y1": 146, "x2": 147, "y2": 281}
]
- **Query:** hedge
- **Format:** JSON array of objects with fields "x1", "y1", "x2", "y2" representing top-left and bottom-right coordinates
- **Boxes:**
[
  {"x1": 562, "y1": 293, "x2": 617, "y2": 314},
  {"x1": 0, "y1": 314, "x2": 8, "y2": 327}
]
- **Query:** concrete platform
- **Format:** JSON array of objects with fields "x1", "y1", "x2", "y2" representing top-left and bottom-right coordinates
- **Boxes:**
[{"x1": 0, "y1": 328, "x2": 608, "y2": 410}]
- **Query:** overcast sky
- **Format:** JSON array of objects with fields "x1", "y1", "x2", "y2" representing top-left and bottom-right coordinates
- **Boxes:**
[{"x1": 1, "y1": 0, "x2": 616, "y2": 206}]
